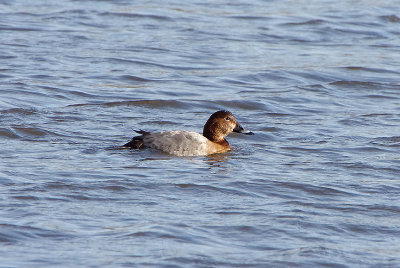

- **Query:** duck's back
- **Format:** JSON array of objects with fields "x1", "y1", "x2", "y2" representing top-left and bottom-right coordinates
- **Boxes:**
[{"x1": 143, "y1": 131, "x2": 209, "y2": 156}]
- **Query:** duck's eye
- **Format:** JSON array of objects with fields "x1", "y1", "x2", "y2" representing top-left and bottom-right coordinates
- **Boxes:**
[{"x1": 225, "y1": 116, "x2": 231, "y2": 121}]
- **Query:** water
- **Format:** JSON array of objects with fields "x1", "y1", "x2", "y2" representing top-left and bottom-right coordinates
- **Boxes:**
[{"x1": 1, "y1": 0, "x2": 400, "y2": 267}]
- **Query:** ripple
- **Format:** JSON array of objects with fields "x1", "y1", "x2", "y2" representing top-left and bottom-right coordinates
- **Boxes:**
[
  {"x1": 0, "y1": 26, "x2": 42, "y2": 31},
  {"x1": 11, "y1": 126, "x2": 54, "y2": 137},
  {"x1": 342, "y1": 223, "x2": 399, "y2": 236},
  {"x1": 211, "y1": 100, "x2": 268, "y2": 110},
  {"x1": 118, "y1": 75, "x2": 155, "y2": 82},
  {"x1": 330, "y1": 80, "x2": 381, "y2": 88},
  {"x1": 343, "y1": 66, "x2": 400, "y2": 74},
  {"x1": 175, "y1": 183, "x2": 259, "y2": 197},
  {"x1": 370, "y1": 136, "x2": 400, "y2": 147},
  {"x1": 276, "y1": 181, "x2": 355, "y2": 197},
  {"x1": 67, "y1": 99, "x2": 192, "y2": 110},
  {"x1": 105, "y1": 100, "x2": 190, "y2": 109},
  {"x1": 281, "y1": 19, "x2": 327, "y2": 26},
  {"x1": 0, "y1": 128, "x2": 20, "y2": 138},
  {"x1": 0, "y1": 108, "x2": 37, "y2": 115},
  {"x1": 0, "y1": 224, "x2": 73, "y2": 244},
  {"x1": 380, "y1": 15, "x2": 400, "y2": 23},
  {"x1": 100, "y1": 11, "x2": 173, "y2": 21}
]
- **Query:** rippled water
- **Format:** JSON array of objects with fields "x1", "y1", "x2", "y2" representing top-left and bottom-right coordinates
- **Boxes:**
[{"x1": 1, "y1": 0, "x2": 400, "y2": 267}]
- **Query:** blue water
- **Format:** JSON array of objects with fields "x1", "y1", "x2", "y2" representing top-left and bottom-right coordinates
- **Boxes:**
[{"x1": 1, "y1": 0, "x2": 400, "y2": 267}]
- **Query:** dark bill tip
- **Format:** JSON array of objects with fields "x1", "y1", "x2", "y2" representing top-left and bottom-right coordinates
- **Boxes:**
[{"x1": 233, "y1": 123, "x2": 254, "y2": 135}]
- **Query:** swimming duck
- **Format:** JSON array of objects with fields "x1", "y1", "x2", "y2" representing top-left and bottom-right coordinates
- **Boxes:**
[{"x1": 123, "y1": 110, "x2": 253, "y2": 156}]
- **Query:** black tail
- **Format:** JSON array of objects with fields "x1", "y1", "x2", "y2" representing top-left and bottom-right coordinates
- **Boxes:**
[{"x1": 123, "y1": 130, "x2": 149, "y2": 149}]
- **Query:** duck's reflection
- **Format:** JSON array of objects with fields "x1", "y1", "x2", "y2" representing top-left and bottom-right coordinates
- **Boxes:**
[{"x1": 204, "y1": 151, "x2": 233, "y2": 171}]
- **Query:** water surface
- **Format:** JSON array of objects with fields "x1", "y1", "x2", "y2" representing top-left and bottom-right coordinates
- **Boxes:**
[{"x1": 1, "y1": 0, "x2": 400, "y2": 267}]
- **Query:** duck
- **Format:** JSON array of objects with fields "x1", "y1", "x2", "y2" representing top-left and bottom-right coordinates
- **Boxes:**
[{"x1": 123, "y1": 110, "x2": 253, "y2": 156}]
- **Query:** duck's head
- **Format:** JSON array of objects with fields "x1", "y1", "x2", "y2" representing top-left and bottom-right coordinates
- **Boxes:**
[{"x1": 203, "y1": 110, "x2": 253, "y2": 143}]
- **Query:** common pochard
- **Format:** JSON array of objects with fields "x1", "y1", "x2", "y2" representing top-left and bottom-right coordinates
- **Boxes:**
[{"x1": 123, "y1": 110, "x2": 253, "y2": 156}]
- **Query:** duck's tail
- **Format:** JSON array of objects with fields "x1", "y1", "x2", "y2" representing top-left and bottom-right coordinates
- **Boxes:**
[{"x1": 123, "y1": 130, "x2": 149, "y2": 149}]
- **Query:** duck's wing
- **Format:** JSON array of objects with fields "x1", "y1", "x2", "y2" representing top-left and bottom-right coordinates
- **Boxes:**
[{"x1": 143, "y1": 131, "x2": 208, "y2": 156}]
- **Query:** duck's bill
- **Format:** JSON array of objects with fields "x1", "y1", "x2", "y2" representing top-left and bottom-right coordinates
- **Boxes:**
[{"x1": 233, "y1": 123, "x2": 254, "y2": 135}]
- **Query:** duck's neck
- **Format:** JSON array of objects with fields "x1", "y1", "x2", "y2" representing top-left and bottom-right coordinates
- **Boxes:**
[
  {"x1": 203, "y1": 130, "x2": 229, "y2": 146},
  {"x1": 215, "y1": 138, "x2": 229, "y2": 146}
]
